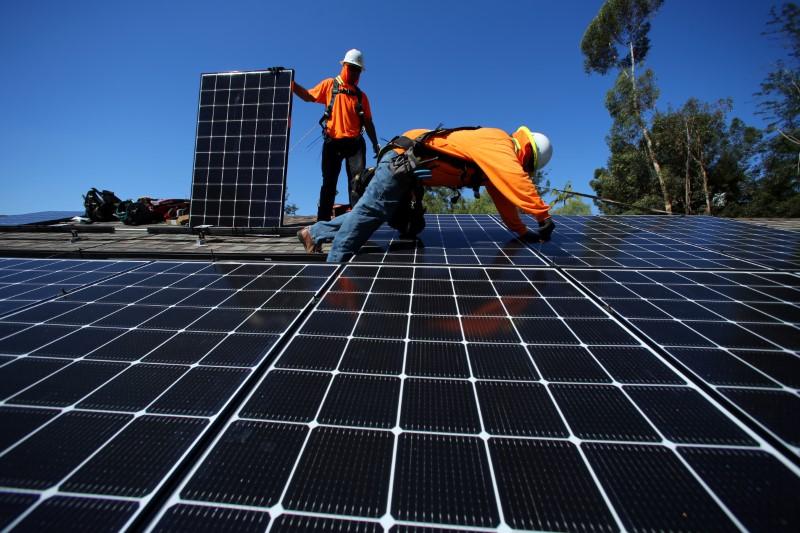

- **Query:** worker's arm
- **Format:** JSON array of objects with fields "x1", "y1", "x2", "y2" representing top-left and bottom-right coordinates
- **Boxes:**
[
  {"x1": 468, "y1": 134, "x2": 551, "y2": 224},
  {"x1": 485, "y1": 182, "x2": 527, "y2": 235},
  {"x1": 360, "y1": 93, "x2": 379, "y2": 156},
  {"x1": 291, "y1": 81, "x2": 315, "y2": 102},
  {"x1": 364, "y1": 118, "x2": 379, "y2": 157}
]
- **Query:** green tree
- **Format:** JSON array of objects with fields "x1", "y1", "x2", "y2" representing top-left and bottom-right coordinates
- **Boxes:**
[
  {"x1": 751, "y1": 3, "x2": 800, "y2": 216},
  {"x1": 581, "y1": 0, "x2": 671, "y2": 211},
  {"x1": 650, "y1": 100, "x2": 761, "y2": 215}
]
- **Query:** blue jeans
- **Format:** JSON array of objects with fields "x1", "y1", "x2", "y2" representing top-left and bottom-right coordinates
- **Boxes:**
[{"x1": 309, "y1": 152, "x2": 409, "y2": 262}]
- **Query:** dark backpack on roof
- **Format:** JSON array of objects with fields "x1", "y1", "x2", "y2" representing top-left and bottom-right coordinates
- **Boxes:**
[{"x1": 83, "y1": 188, "x2": 121, "y2": 222}]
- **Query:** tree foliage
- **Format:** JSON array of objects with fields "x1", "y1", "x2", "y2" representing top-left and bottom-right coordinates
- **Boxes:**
[
  {"x1": 581, "y1": 0, "x2": 664, "y2": 75},
  {"x1": 582, "y1": 0, "x2": 672, "y2": 211}
]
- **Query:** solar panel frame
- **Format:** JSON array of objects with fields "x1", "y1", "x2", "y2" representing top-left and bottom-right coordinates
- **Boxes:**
[{"x1": 189, "y1": 69, "x2": 294, "y2": 229}]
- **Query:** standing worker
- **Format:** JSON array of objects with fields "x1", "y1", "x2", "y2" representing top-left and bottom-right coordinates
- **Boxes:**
[
  {"x1": 298, "y1": 126, "x2": 555, "y2": 261},
  {"x1": 292, "y1": 49, "x2": 380, "y2": 221}
]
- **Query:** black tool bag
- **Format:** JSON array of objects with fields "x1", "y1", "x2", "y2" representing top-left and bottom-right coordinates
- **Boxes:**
[
  {"x1": 121, "y1": 199, "x2": 158, "y2": 226},
  {"x1": 391, "y1": 181, "x2": 426, "y2": 238},
  {"x1": 83, "y1": 188, "x2": 121, "y2": 222}
]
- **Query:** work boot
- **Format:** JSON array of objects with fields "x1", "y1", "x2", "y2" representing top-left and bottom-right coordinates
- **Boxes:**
[
  {"x1": 297, "y1": 227, "x2": 321, "y2": 253},
  {"x1": 538, "y1": 218, "x2": 555, "y2": 242}
]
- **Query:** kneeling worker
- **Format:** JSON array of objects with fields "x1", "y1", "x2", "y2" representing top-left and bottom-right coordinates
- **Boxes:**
[
  {"x1": 292, "y1": 49, "x2": 380, "y2": 221},
  {"x1": 298, "y1": 126, "x2": 555, "y2": 262}
]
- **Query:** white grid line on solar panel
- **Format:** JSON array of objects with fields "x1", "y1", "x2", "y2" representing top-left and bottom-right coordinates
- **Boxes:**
[
  {"x1": 352, "y1": 214, "x2": 546, "y2": 266},
  {"x1": 613, "y1": 215, "x2": 800, "y2": 270},
  {"x1": 0, "y1": 259, "x2": 149, "y2": 317},
  {"x1": 190, "y1": 70, "x2": 292, "y2": 228},
  {"x1": 151, "y1": 264, "x2": 796, "y2": 532},
  {"x1": 523, "y1": 215, "x2": 768, "y2": 270},
  {"x1": 0, "y1": 261, "x2": 337, "y2": 530},
  {"x1": 570, "y1": 268, "x2": 800, "y2": 456}
]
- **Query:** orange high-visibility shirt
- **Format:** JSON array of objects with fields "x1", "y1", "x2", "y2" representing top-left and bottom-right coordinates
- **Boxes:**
[
  {"x1": 399, "y1": 128, "x2": 551, "y2": 233},
  {"x1": 308, "y1": 77, "x2": 372, "y2": 140}
]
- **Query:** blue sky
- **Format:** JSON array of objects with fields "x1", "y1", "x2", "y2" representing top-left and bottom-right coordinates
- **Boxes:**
[{"x1": 0, "y1": 0, "x2": 787, "y2": 216}]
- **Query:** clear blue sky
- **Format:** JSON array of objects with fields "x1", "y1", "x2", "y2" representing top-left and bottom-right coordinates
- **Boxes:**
[{"x1": 0, "y1": 0, "x2": 786, "y2": 216}]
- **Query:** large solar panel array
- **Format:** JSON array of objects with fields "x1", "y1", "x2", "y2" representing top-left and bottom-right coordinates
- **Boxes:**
[
  {"x1": 189, "y1": 69, "x2": 293, "y2": 228},
  {"x1": 0, "y1": 214, "x2": 798, "y2": 532}
]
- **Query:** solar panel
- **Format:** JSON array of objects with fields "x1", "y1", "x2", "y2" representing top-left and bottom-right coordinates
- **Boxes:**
[
  {"x1": 148, "y1": 264, "x2": 799, "y2": 532},
  {"x1": 0, "y1": 259, "x2": 337, "y2": 529},
  {"x1": 0, "y1": 258, "x2": 146, "y2": 317},
  {"x1": 570, "y1": 267, "x2": 800, "y2": 456},
  {"x1": 526, "y1": 215, "x2": 773, "y2": 270},
  {"x1": 0, "y1": 211, "x2": 83, "y2": 226},
  {"x1": 353, "y1": 214, "x2": 547, "y2": 266},
  {"x1": 189, "y1": 69, "x2": 294, "y2": 228}
]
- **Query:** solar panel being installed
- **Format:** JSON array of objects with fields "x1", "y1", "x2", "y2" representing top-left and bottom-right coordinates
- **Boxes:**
[{"x1": 189, "y1": 69, "x2": 294, "y2": 229}]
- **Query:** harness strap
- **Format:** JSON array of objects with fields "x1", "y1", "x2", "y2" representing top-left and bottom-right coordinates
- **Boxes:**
[
  {"x1": 379, "y1": 127, "x2": 486, "y2": 196},
  {"x1": 319, "y1": 77, "x2": 365, "y2": 136}
]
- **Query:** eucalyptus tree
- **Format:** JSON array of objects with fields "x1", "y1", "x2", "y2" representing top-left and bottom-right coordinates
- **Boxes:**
[{"x1": 581, "y1": 0, "x2": 670, "y2": 212}]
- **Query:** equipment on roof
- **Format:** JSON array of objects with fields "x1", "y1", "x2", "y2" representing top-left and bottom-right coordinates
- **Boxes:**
[
  {"x1": 340, "y1": 48, "x2": 365, "y2": 70},
  {"x1": 83, "y1": 188, "x2": 121, "y2": 222}
]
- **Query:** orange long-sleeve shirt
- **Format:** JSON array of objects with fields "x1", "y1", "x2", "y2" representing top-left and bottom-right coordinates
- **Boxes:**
[{"x1": 399, "y1": 128, "x2": 551, "y2": 233}]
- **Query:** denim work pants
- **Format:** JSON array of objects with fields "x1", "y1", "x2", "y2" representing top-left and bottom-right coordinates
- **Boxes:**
[
  {"x1": 309, "y1": 152, "x2": 410, "y2": 262},
  {"x1": 318, "y1": 135, "x2": 366, "y2": 221}
]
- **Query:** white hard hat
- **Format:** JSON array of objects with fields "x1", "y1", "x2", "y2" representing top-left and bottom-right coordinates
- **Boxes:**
[
  {"x1": 515, "y1": 126, "x2": 553, "y2": 171},
  {"x1": 531, "y1": 132, "x2": 553, "y2": 170},
  {"x1": 341, "y1": 49, "x2": 365, "y2": 70}
]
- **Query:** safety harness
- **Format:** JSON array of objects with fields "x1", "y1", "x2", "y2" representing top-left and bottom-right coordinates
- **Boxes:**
[
  {"x1": 350, "y1": 127, "x2": 489, "y2": 239},
  {"x1": 319, "y1": 76, "x2": 365, "y2": 137},
  {"x1": 378, "y1": 126, "x2": 486, "y2": 200}
]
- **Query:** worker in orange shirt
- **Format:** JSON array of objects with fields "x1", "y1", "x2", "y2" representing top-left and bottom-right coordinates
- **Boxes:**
[
  {"x1": 297, "y1": 126, "x2": 555, "y2": 262},
  {"x1": 292, "y1": 49, "x2": 380, "y2": 221}
]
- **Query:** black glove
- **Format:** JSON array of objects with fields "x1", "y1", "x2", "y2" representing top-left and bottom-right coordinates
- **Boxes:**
[
  {"x1": 538, "y1": 218, "x2": 555, "y2": 242},
  {"x1": 372, "y1": 143, "x2": 380, "y2": 159},
  {"x1": 519, "y1": 228, "x2": 542, "y2": 243}
]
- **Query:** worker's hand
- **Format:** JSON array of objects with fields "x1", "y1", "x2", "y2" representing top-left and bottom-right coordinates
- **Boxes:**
[
  {"x1": 412, "y1": 168, "x2": 433, "y2": 180},
  {"x1": 519, "y1": 228, "x2": 542, "y2": 243},
  {"x1": 372, "y1": 144, "x2": 380, "y2": 159}
]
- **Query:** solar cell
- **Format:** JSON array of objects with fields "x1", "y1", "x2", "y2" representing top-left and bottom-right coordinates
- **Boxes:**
[{"x1": 189, "y1": 69, "x2": 293, "y2": 228}]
